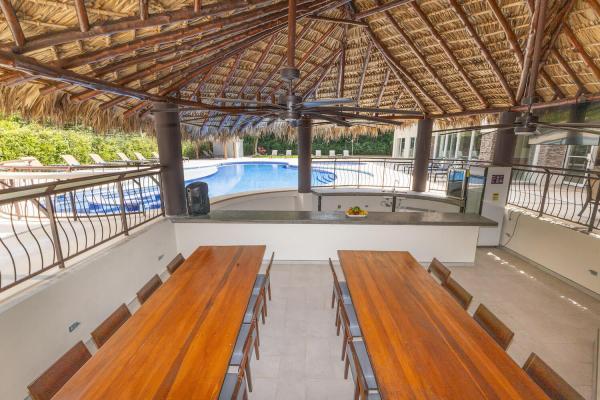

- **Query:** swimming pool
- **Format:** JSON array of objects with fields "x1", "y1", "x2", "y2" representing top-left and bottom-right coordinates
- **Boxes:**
[{"x1": 184, "y1": 162, "x2": 337, "y2": 198}]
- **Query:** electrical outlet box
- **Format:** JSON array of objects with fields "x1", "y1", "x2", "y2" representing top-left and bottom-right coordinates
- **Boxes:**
[
  {"x1": 68, "y1": 321, "x2": 80, "y2": 333},
  {"x1": 158, "y1": 254, "x2": 164, "y2": 261},
  {"x1": 589, "y1": 269, "x2": 598, "y2": 277}
]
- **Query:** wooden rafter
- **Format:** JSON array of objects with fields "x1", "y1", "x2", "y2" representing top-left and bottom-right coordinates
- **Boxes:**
[
  {"x1": 337, "y1": 26, "x2": 347, "y2": 99},
  {"x1": 448, "y1": 0, "x2": 515, "y2": 105},
  {"x1": 356, "y1": 40, "x2": 372, "y2": 104},
  {"x1": 374, "y1": 68, "x2": 390, "y2": 113},
  {"x1": 550, "y1": 48, "x2": 586, "y2": 95},
  {"x1": 354, "y1": 0, "x2": 411, "y2": 19},
  {"x1": 0, "y1": 0, "x2": 26, "y2": 47},
  {"x1": 74, "y1": 0, "x2": 90, "y2": 32},
  {"x1": 378, "y1": 1, "x2": 463, "y2": 111},
  {"x1": 563, "y1": 24, "x2": 600, "y2": 81},
  {"x1": 363, "y1": 24, "x2": 439, "y2": 113},
  {"x1": 306, "y1": 15, "x2": 367, "y2": 27},
  {"x1": 238, "y1": 35, "x2": 277, "y2": 97},
  {"x1": 516, "y1": 0, "x2": 547, "y2": 102},
  {"x1": 410, "y1": 2, "x2": 487, "y2": 108},
  {"x1": 302, "y1": 52, "x2": 340, "y2": 99}
]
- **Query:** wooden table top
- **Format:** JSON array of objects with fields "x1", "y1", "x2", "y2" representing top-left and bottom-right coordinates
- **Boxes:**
[
  {"x1": 338, "y1": 250, "x2": 549, "y2": 400},
  {"x1": 54, "y1": 245, "x2": 265, "y2": 400}
]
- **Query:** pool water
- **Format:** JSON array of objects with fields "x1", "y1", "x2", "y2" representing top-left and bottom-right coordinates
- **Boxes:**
[{"x1": 185, "y1": 162, "x2": 336, "y2": 198}]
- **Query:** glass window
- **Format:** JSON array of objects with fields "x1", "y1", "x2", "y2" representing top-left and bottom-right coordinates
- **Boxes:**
[{"x1": 408, "y1": 137, "x2": 416, "y2": 158}]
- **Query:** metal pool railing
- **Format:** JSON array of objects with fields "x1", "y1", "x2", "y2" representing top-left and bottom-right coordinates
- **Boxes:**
[
  {"x1": 508, "y1": 165, "x2": 600, "y2": 232},
  {"x1": 311, "y1": 157, "x2": 490, "y2": 193},
  {"x1": 0, "y1": 166, "x2": 164, "y2": 293}
]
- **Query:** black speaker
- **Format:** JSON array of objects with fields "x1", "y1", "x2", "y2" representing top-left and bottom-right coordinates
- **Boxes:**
[{"x1": 186, "y1": 181, "x2": 210, "y2": 215}]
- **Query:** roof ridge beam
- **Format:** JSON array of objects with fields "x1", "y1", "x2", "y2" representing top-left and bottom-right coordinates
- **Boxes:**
[{"x1": 0, "y1": 0, "x2": 26, "y2": 47}]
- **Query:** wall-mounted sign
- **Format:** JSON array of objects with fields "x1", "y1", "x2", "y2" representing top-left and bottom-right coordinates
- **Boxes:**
[
  {"x1": 490, "y1": 174, "x2": 504, "y2": 184},
  {"x1": 492, "y1": 193, "x2": 500, "y2": 201}
]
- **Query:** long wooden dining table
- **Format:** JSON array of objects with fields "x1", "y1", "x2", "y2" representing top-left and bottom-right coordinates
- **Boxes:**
[
  {"x1": 338, "y1": 250, "x2": 549, "y2": 399},
  {"x1": 53, "y1": 245, "x2": 265, "y2": 400}
]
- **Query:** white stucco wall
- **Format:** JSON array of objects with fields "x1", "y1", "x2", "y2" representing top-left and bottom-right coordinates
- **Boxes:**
[
  {"x1": 502, "y1": 211, "x2": 600, "y2": 295},
  {"x1": 173, "y1": 222, "x2": 480, "y2": 264},
  {"x1": 0, "y1": 219, "x2": 177, "y2": 400}
]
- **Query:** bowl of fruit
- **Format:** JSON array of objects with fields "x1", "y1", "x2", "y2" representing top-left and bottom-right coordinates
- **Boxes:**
[{"x1": 345, "y1": 206, "x2": 368, "y2": 218}]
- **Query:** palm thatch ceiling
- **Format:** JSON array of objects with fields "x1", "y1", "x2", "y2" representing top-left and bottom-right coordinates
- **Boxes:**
[{"x1": 0, "y1": 0, "x2": 598, "y2": 138}]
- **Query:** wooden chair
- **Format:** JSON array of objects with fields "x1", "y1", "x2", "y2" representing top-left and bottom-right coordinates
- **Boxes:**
[
  {"x1": 523, "y1": 353, "x2": 585, "y2": 400},
  {"x1": 136, "y1": 274, "x2": 162, "y2": 304},
  {"x1": 442, "y1": 277, "x2": 473, "y2": 310},
  {"x1": 91, "y1": 303, "x2": 132, "y2": 349},
  {"x1": 218, "y1": 372, "x2": 248, "y2": 400},
  {"x1": 329, "y1": 260, "x2": 361, "y2": 362},
  {"x1": 253, "y1": 252, "x2": 274, "y2": 317},
  {"x1": 345, "y1": 338, "x2": 380, "y2": 400},
  {"x1": 473, "y1": 304, "x2": 514, "y2": 350},
  {"x1": 229, "y1": 321, "x2": 259, "y2": 393},
  {"x1": 428, "y1": 258, "x2": 451, "y2": 283},
  {"x1": 166, "y1": 253, "x2": 185, "y2": 275},
  {"x1": 28, "y1": 341, "x2": 91, "y2": 400},
  {"x1": 328, "y1": 259, "x2": 351, "y2": 331}
]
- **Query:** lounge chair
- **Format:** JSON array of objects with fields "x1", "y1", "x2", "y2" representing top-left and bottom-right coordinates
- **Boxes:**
[
  {"x1": 61, "y1": 154, "x2": 81, "y2": 166},
  {"x1": 271, "y1": 150, "x2": 278, "y2": 157},
  {"x1": 89, "y1": 153, "x2": 106, "y2": 164},
  {"x1": 315, "y1": 150, "x2": 322, "y2": 157},
  {"x1": 343, "y1": 150, "x2": 350, "y2": 157},
  {"x1": 285, "y1": 150, "x2": 292, "y2": 156},
  {"x1": 133, "y1": 152, "x2": 147, "y2": 162},
  {"x1": 19, "y1": 156, "x2": 43, "y2": 166},
  {"x1": 329, "y1": 150, "x2": 336, "y2": 157},
  {"x1": 116, "y1": 152, "x2": 132, "y2": 162}
]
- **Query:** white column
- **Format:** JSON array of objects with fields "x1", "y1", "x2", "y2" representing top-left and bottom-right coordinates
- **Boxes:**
[
  {"x1": 454, "y1": 133, "x2": 462, "y2": 158},
  {"x1": 468, "y1": 131, "x2": 476, "y2": 160},
  {"x1": 432, "y1": 133, "x2": 439, "y2": 159}
]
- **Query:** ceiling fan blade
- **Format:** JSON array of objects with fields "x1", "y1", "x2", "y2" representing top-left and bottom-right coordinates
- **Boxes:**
[
  {"x1": 303, "y1": 106, "x2": 424, "y2": 116},
  {"x1": 303, "y1": 112, "x2": 352, "y2": 127},
  {"x1": 537, "y1": 123, "x2": 600, "y2": 135},
  {"x1": 432, "y1": 124, "x2": 515, "y2": 133},
  {"x1": 199, "y1": 97, "x2": 284, "y2": 109},
  {"x1": 300, "y1": 98, "x2": 357, "y2": 108},
  {"x1": 540, "y1": 121, "x2": 600, "y2": 129},
  {"x1": 316, "y1": 110, "x2": 406, "y2": 126}
]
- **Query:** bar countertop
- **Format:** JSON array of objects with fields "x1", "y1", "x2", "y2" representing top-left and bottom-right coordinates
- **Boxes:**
[{"x1": 171, "y1": 210, "x2": 497, "y2": 227}]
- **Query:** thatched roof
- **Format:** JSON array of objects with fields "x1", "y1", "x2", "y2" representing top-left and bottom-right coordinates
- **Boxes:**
[{"x1": 0, "y1": 0, "x2": 598, "y2": 138}]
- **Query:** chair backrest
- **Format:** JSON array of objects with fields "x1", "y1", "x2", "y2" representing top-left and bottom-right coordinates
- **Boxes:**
[
  {"x1": 271, "y1": 149, "x2": 278, "y2": 156},
  {"x1": 28, "y1": 341, "x2": 91, "y2": 400},
  {"x1": 91, "y1": 304, "x2": 132, "y2": 348},
  {"x1": 428, "y1": 258, "x2": 451, "y2": 283},
  {"x1": 328, "y1": 258, "x2": 342, "y2": 298},
  {"x1": 315, "y1": 150, "x2": 322, "y2": 157},
  {"x1": 523, "y1": 353, "x2": 585, "y2": 400},
  {"x1": 343, "y1": 149, "x2": 350, "y2": 157},
  {"x1": 61, "y1": 154, "x2": 80, "y2": 166},
  {"x1": 473, "y1": 304, "x2": 514, "y2": 350},
  {"x1": 89, "y1": 153, "x2": 105, "y2": 164},
  {"x1": 133, "y1": 151, "x2": 146, "y2": 161},
  {"x1": 442, "y1": 277, "x2": 473, "y2": 310},
  {"x1": 329, "y1": 150, "x2": 336, "y2": 156},
  {"x1": 166, "y1": 253, "x2": 185, "y2": 274},
  {"x1": 116, "y1": 152, "x2": 130, "y2": 161},
  {"x1": 136, "y1": 274, "x2": 162, "y2": 304}
]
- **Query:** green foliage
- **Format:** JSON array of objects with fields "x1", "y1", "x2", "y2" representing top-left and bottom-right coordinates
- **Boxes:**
[
  {"x1": 0, "y1": 115, "x2": 161, "y2": 164},
  {"x1": 243, "y1": 130, "x2": 394, "y2": 156},
  {"x1": 181, "y1": 140, "x2": 212, "y2": 159}
]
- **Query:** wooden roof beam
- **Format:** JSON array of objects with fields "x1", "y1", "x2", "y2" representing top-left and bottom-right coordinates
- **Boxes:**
[
  {"x1": 563, "y1": 24, "x2": 600, "y2": 81},
  {"x1": 74, "y1": 0, "x2": 90, "y2": 32},
  {"x1": 525, "y1": 0, "x2": 547, "y2": 102},
  {"x1": 363, "y1": 24, "x2": 438, "y2": 113},
  {"x1": 588, "y1": 0, "x2": 600, "y2": 16},
  {"x1": 16, "y1": 0, "x2": 250, "y2": 53},
  {"x1": 550, "y1": 48, "x2": 586, "y2": 95},
  {"x1": 238, "y1": 34, "x2": 278, "y2": 97},
  {"x1": 302, "y1": 51, "x2": 340, "y2": 99},
  {"x1": 139, "y1": 0, "x2": 148, "y2": 20},
  {"x1": 379, "y1": 1, "x2": 463, "y2": 111},
  {"x1": 306, "y1": 15, "x2": 367, "y2": 27},
  {"x1": 337, "y1": 26, "x2": 347, "y2": 99},
  {"x1": 356, "y1": 40, "x2": 372, "y2": 104},
  {"x1": 0, "y1": 0, "x2": 26, "y2": 47},
  {"x1": 295, "y1": 47, "x2": 342, "y2": 92},
  {"x1": 410, "y1": 2, "x2": 487, "y2": 108},
  {"x1": 354, "y1": 0, "x2": 411, "y2": 19},
  {"x1": 516, "y1": 0, "x2": 546, "y2": 102},
  {"x1": 448, "y1": 0, "x2": 515, "y2": 105},
  {"x1": 374, "y1": 68, "x2": 390, "y2": 114}
]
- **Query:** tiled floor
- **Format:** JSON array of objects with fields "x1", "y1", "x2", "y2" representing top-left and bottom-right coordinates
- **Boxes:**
[{"x1": 248, "y1": 248, "x2": 600, "y2": 400}]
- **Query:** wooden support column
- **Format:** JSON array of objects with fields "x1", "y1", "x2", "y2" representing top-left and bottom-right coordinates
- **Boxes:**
[
  {"x1": 493, "y1": 111, "x2": 518, "y2": 166},
  {"x1": 297, "y1": 118, "x2": 312, "y2": 193},
  {"x1": 154, "y1": 102, "x2": 186, "y2": 216},
  {"x1": 412, "y1": 118, "x2": 433, "y2": 192}
]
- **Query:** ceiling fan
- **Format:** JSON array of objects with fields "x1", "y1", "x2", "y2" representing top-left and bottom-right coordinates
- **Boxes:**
[
  {"x1": 192, "y1": 0, "x2": 424, "y2": 130},
  {"x1": 433, "y1": 100, "x2": 600, "y2": 144}
]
